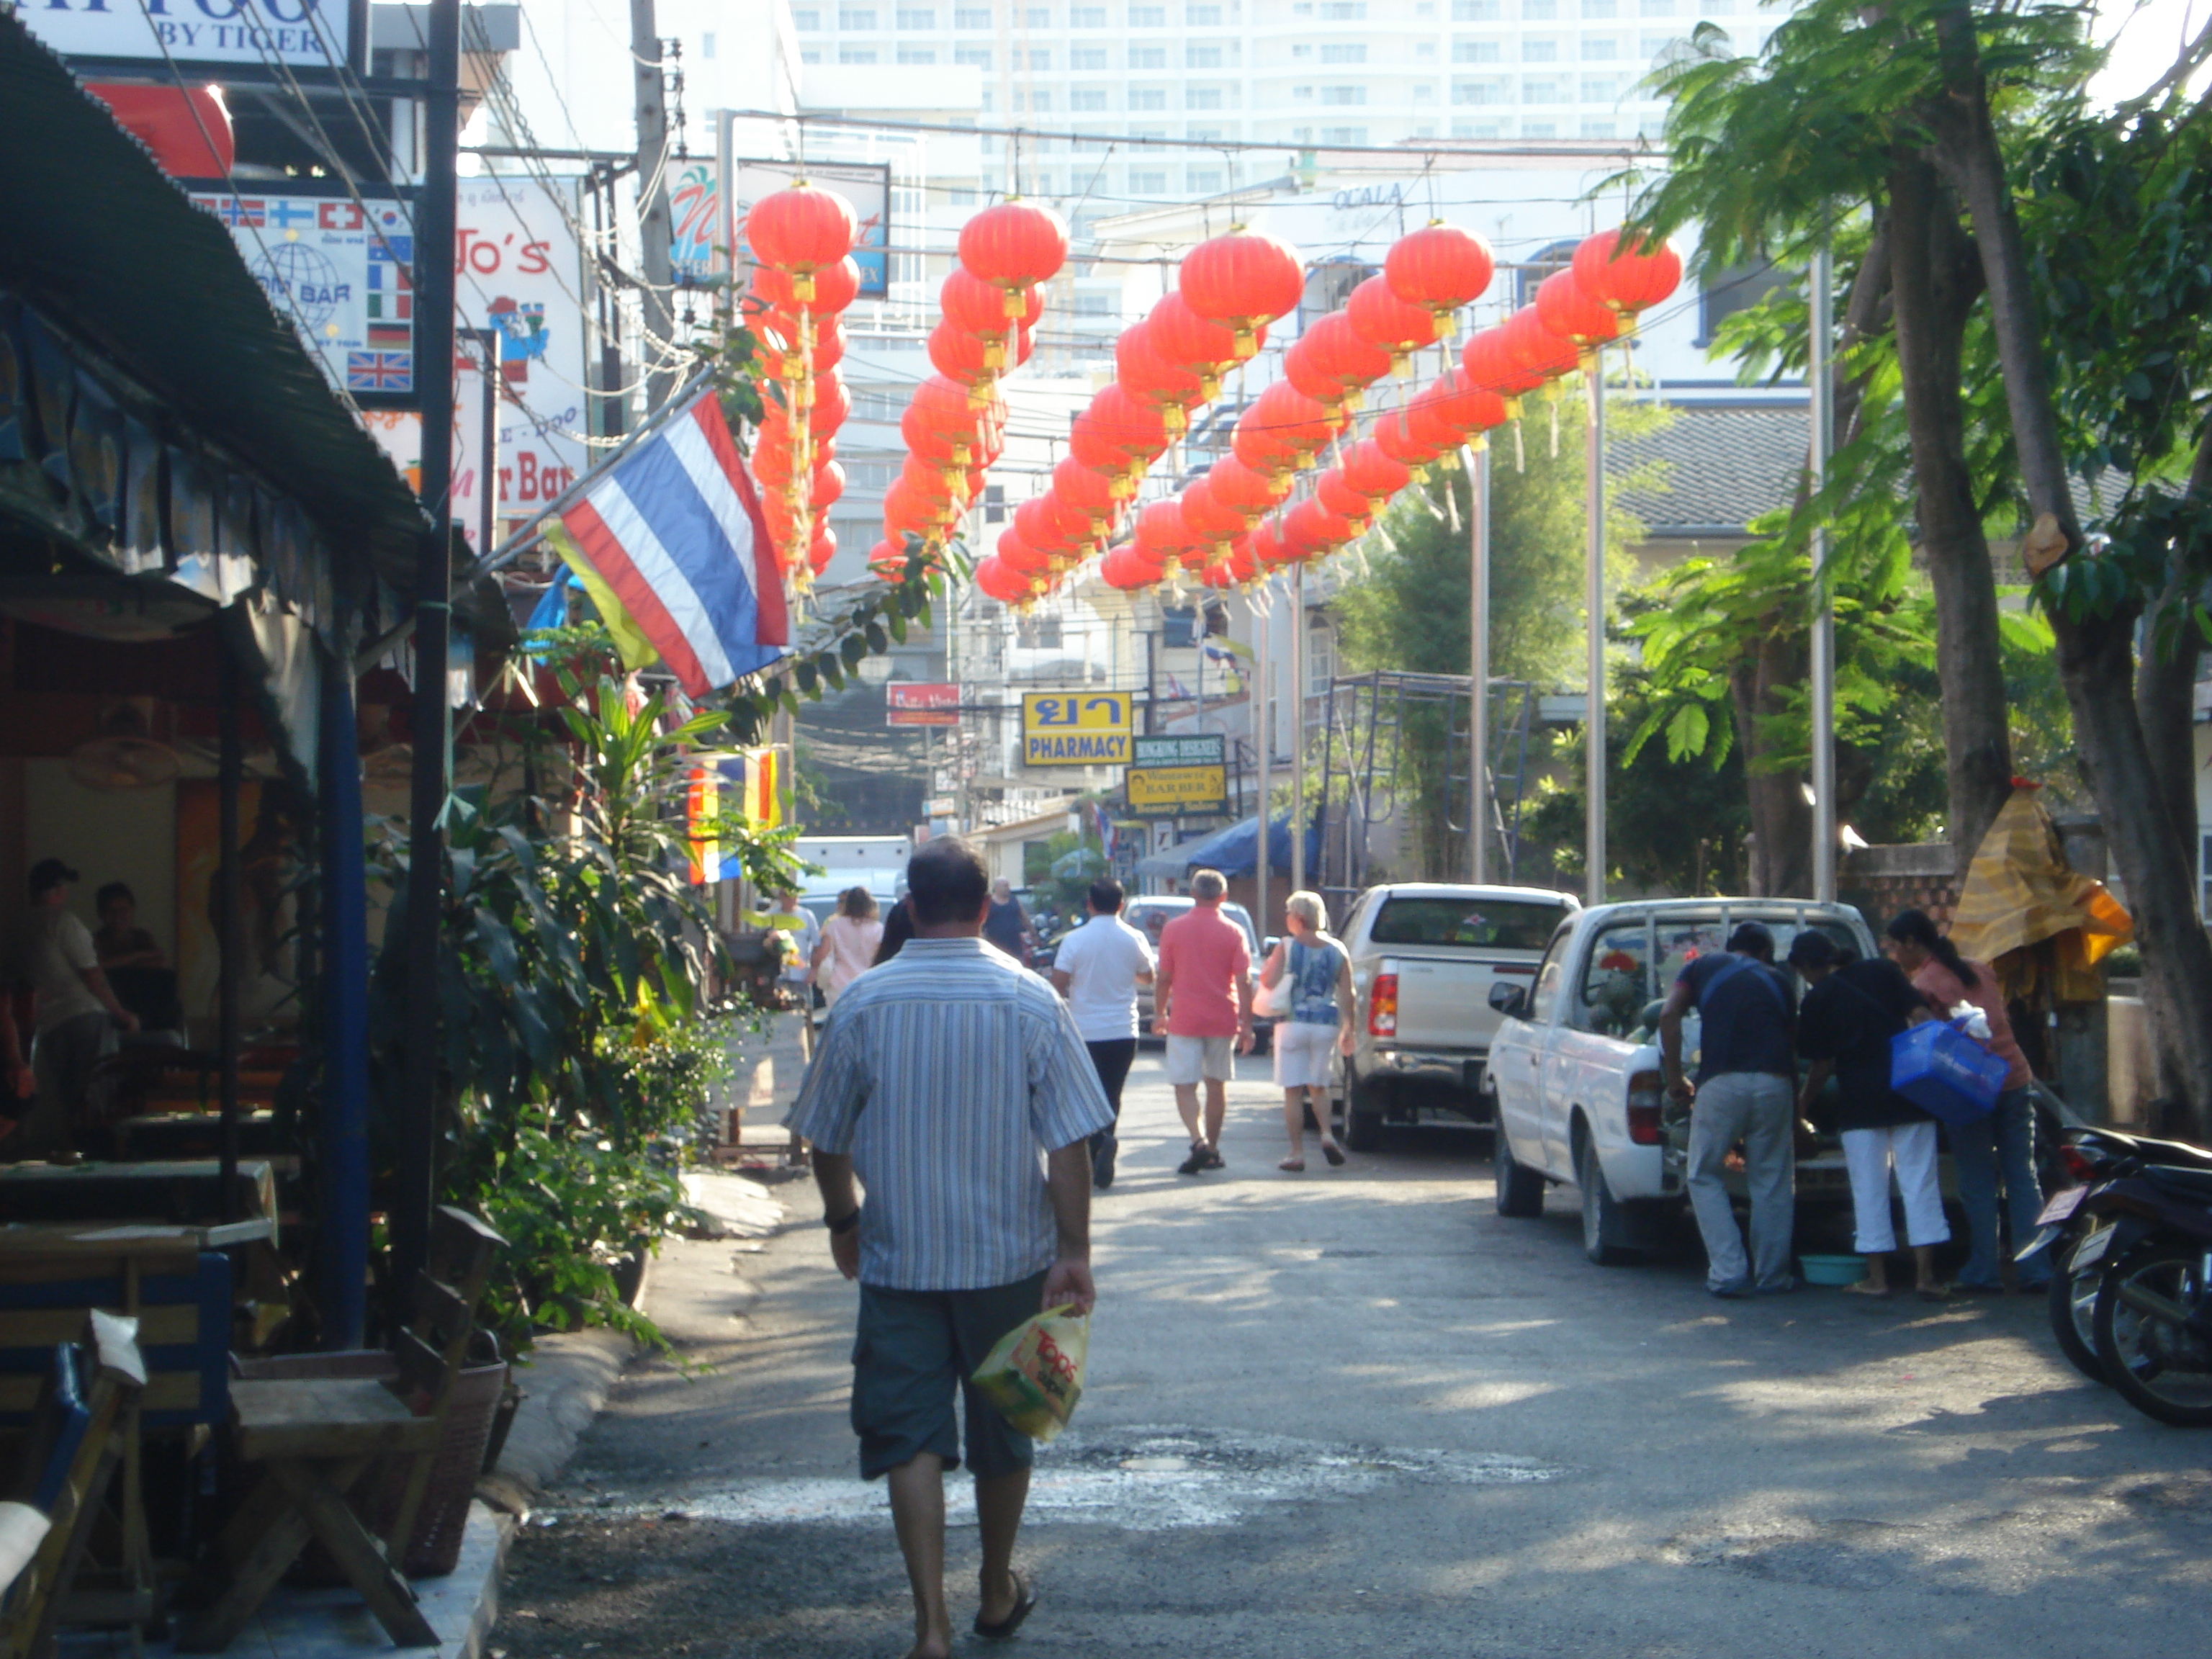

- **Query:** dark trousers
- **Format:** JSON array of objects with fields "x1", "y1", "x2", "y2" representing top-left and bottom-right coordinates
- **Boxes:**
[{"x1": 1084, "y1": 1038, "x2": 1137, "y2": 1131}]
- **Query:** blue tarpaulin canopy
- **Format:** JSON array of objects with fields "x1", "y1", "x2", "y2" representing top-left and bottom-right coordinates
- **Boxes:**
[{"x1": 1136, "y1": 811, "x2": 1323, "y2": 880}]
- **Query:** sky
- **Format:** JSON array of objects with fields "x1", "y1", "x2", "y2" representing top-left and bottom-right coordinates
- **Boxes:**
[{"x1": 2087, "y1": 0, "x2": 2208, "y2": 104}]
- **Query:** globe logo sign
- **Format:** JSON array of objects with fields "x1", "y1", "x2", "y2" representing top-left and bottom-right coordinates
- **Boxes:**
[{"x1": 251, "y1": 242, "x2": 352, "y2": 339}]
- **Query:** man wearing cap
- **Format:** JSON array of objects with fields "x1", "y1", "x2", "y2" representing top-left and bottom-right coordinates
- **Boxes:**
[
  {"x1": 19, "y1": 859, "x2": 138, "y2": 1156},
  {"x1": 1658, "y1": 921, "x2": 1799, "y2": 1297}
]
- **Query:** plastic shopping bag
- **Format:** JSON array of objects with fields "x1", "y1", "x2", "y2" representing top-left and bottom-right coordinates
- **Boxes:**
[{"x1": 972, "y1": 1305, "x2": 1089, "y2": 1443}]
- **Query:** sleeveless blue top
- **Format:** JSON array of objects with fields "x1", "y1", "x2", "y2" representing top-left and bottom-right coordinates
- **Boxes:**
[{"x1": 1285, "y1": 938, "x2": 1345, "y2": 1025}]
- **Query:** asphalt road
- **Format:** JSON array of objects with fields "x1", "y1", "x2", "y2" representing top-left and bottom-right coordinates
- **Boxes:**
[{"x1": 495, "y1": 1049, "x2": 2211, "y2": 1658}]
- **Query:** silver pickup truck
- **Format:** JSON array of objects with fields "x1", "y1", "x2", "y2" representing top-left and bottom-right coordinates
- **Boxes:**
[
  {"x1": 1328, "y1": 883, "x2": 1581, "y2": 1150},
  {"x1": 1483, "y1": 899, "x2": 1877, "y2": 1264}
]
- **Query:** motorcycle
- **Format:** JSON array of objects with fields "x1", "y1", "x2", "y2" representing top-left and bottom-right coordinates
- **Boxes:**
[
  {"x1": 2017, "y1": 1125, "x2": 2212, "y2": 1386},
  {"x1": 2066, "y1": 1160, "x2": 2212, "y2": 1426}
]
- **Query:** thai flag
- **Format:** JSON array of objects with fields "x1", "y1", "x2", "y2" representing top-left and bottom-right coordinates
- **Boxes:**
[{"x1": 557, "y1": 392, "x2": 788, "y2": 697}]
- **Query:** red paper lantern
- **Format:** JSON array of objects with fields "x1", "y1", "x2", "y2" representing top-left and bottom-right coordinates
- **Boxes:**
[
  {"x1": 808, "y1": 372, "x2": 852, "y2": 436},
  {"x1": 1372, "y1": 408, "x2": 1447, "y2": 470},
  {"x1": 1134, "y1": 500, "x2": 1199, "y2": 566},
  {"x1": 1146, "y1": 291, "x2": 1252, "y2": 384},
  {"x1": 1246, "y1": 380, "x2": 1339, "y2": 467},
  {"x1": 1223, "y1": 536, "x2": 1261, "y2": 584},
  {"x1": 868, "y1": 538, "x2": 909, "y2": 582},
  {"x1": 1180, "y1": 477, "x2": 1246, "y2": 546},
  {"x1": 1316, "y1": 469, "x2": 1375, "y2": 529},
  {"x1": 1246, "y1": 518, "x2": 1289, "y2": 570},
  {"x1": 1571, "y1": 228, "x2": 1683, "y2": 319},
  {"x1": 1342, "y1": 439, "x2": 1412, "y2": 501},
  {"x1": 974, "y1": 555, "x2": 1035, "y2": 604},
  {"x1": 928, "y1": 321, "x2": 995, "y2": 385},
  {"x1": 808, "y1": 523, "x2": 837, "y2": 577},
  {"x1": 959, "y1": 199, "x2": 1070, "y2": 314},
  {"x1": 1503, "y1": 303, "x2": 1583, "y2": 383},
  {"x1": 1286, "y1": 313, "x2": 1392, "y2": 408},
  {"x1": 1432, "y1": 369, "x2": 1510, "y2": 436},
  {"x1": 810, "y1": 459, "x2": 845, "y2": 511},
  {"x1": 1231, "y1": 414, "x2": 1292, "y2": 477},
  {"x1": 1385, "y1": 220, "x2": 1496, "y2": 321},
  {"x1": 752, "y1": 257, "x2": 860, "y2": 317},
  {"x1": 747, "y1": 183, "x2": 860, "y2": 300},
  {"x1": 999, "y1": 527, "x2": 1053, "y2": 575},
  {"x1": 1115, "y1": 325, "x2": 1206, "y2": 433},
  {"x1": 1283, "y1": 495, "x2": 1355, "y2": 557},
  {"x1": 1052, "y1": 457, "x2": 1122, "y2": 529},
  {"x1": 1084, "y1": 385, "x2": 1172, "y2": 472},
  {"x1": 1202, "y1": 454, "x2": 1290, "y2": 520},
  {"x1": 1461, "y1": 325, "x2": 1547, "y2": 401},
  {"x1": 1015, "y1": 494, "x2": 1079, "y2": 555},
  {"x1": 1346, "y1": 274, "x2": 1444, "y2": 364},
  {"x1": 751, "y1": 436, "x2": 796, "y2": 490},
  {"x1": 1179, "y1": 228, "x2": 1305, "y2": 359},
  {"x1": 1405, "y1": 385, "x2": 1465, "y2": 454},
  {"x1": 1100, "y1": 545, "x2": 1156, "y2": 590},
  {"x1": 1535, "y1": 268, "x2": 1622, "y2": 351}
]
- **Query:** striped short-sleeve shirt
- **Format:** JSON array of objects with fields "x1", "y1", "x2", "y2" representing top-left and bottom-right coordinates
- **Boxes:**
[{"x1": 784, "y1": 936, "x2": 1115, "y2": 1291}]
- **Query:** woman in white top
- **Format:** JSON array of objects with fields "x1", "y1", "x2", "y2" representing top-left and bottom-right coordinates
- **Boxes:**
[
  {"x1": 1257, "y1": 890, "x2": 1356, "y2": 1172},
  {"x1": 811, "y1": 887, "x2": 884, "y2": 1007}
]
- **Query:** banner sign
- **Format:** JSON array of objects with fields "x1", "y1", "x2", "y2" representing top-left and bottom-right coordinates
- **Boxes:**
[
  {"x1": 9, "y1": 0, "x2": 365, "y2": 73},
  {"x1": 886, "y1": 683, "x2": 960, "y2": 727},
  {"x1": 732, "y1": 158, "x2": 891, "y2": 299},
  {"x1": 1127, "y1": 734, "x2": 1228, "y2": 817},
  {"x1": 1022, "y1": 691, "x2": 1132, "y2": 767}
]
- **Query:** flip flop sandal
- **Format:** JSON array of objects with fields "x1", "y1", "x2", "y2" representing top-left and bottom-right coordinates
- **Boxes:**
[
  {"x1": 1278, "y1": 1157, "x2": 1306, "y2": 1172},
  {"x1": 1321, "y1": 1141, "x2": 1346, "y2": 1167},
  {"x1": 975, "y1": 1570, "x2": 1037, "y2": 1640}
]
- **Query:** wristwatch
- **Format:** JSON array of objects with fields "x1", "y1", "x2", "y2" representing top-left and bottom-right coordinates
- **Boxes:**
[{"x1": 825, "y1": 1208, "x2": 860, "y2": 1236}]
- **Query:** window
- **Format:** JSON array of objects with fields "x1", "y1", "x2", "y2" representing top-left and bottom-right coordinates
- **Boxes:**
[
  {"x1": 1524, "y1": 39, "x2": 1557, "y2": 59},
  {"x1": 1414, "y1": 83, "x2": 1435, "y2": 98},
  {"x1": 1188, "y1": 166, "x2": 1225, "y2": 190},
  {"x1": 1025, "y1": 48, "x2": 1050, "y2": 68},
  {"x1": 1524, "y1": 0, "x2": 1557, "y2": 14},
  {"x1": 1453, "y1": 0, "x2": 1500, "y2": 14},
  {"x1": 838, "y1": 6, "x2": 876, "y2": 25},
  {"x1": 955, "y1": 44, "x2": 990, "y2": 64},
  {"x1": 1582, "y1": 36, "x2": 1617, "y2": 56},
  {"x1": 1522, "y1": 79, "x2": 1557, "y2": 100},
  {"x1": 1583, "y1": 0, "x2": 1615, "y2": 11},
  {"x1": 1321, "y1": 84, "x2": 1367, "y2": 102},
  {"x1": 800, "y1": 46, "x2": 822, "y2": 60},
  {"x1": 1130, "y1": 2, "x2": 1166, "y2": 20},
  {"x1": 850, "y1": 388, "x2": 906, "y2": 421},
  {"x1": 1188, "y1": 42, "x2": 1223, "y2": 66},
  {"x1": 1292, "y1": 42, "x2": 1312, "y2": 55},
  {"x1": 1581, "y1": 118, "x2": 1617, "y2": 135},
  {"x1": 1528, "y1": 925, "x2": 1570, "y2": 1023},
  {"x1": 1071, "y1": 44, "x2": 1105, "y2": 66},
  {"x1": 1641, "y1": 0, "x2": 1672, "y2": 11},
  {"x1": 1581, "y1": 76, "x2": 1614, "y2": 99},
  {"x1": 1073, "y1": 291, "x2": 1115, "y2": 314},
  {"x1": 701, "y1": 31, "x2": 716, "y2": 55},
  {"x1": 1454, "y1": 39, "x2": 1500, "y2": 58},
  {"x1": 1453, "y1": 119, "x2": 1501, "y2": 135},
  {"x1": 1640, "y1": 31, "x2": 1676, "y2": 51},
  {"x1": 1374, "y1": 897, "x2": 1573, "y2": 951},
  {"x1": 898, "y1": 43, "x2": 936, "y2": 59},
  {"x1": 792, "y1": 7, "x2": 822, "y2": 25},
  {"x1": 1190, "y1": 125, "x2": 1223, "y2": 138},
  {"x1": 1130, "y1": 86, "x2": 1166, "y2": 107},
  {"x1": 1575, "y1": 920, "x2": 1653, "y2": 1036},
  {"x1": 1023, "y1": 88, "x2": 1053, "y2": 109},
  {"x1": 1189, "y1": 1, "x2": 1225, "y2": 19},
  {"x1": 1453, "y1": 79, "x2": 1503, "y2": 102},
  {"x1": 1187, "y1": 86, "x2": 1225, "y2": 107},
  {"x1": 839, "y1": 44, "x2": 879, "y2": 60},
  {"x1": 955, "y1": 6, "x2": 990, "y2": 22},
  {"x1": 1130, "y1": 168, "x2": 1168, "y2": 190},
  {"x1": 1416, "y1": 39, "x2": 1437, "y2": 56},
  {"x1": 1071, "y1": 84, "x2": 1107, "y2": 107},
  {"x1": 948, "y1": 185, "x2": 976, "y2": 204},
  {"x1": 1028, "y1": 6, "x2": 1051, "y2": 22},
  {"x1": 1321, "y1": 125, "x2": 1367, "y2": 143},
  {"x1": 1697, "y1": 258, "x2": 1789, "y2": 345},
  {"x1": 895, "y1": 5, "x2": 934, "y2": 23},
  {"x1": 1524, "y1": 119, "x2": 1557, "y2": 135},
  {"x1": 1321, "y1": 42, "x2": 1365, "y2": 61},
  {"x1": 1320, "y1": 1, "x2": 1367, "y2": 14},
  {"x1": 1294, "y1": 84, "x2": 1314, "y2": 97},
  {"x1": 1072, "y1": 3, "x2": 1105, "y2": 19},
  {"x1": 1130, "y1": 43, "x2": 1166, "y2": 66},
  {"x1": 1418, "y1": 0, "x2": 1436, "y2": 12}
]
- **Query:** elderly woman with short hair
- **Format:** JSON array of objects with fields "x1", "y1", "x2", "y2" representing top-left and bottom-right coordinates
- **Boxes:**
[{"x1": 1259, "y1": 890, "x2": 1355, "y2": 1171}]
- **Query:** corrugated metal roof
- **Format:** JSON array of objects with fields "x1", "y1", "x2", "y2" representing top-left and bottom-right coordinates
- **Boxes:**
[
  {"x1": 0, "y1": 10, "x2": 434, "y2": 593},
  {"x1": 1609, "y1": 402, "x2": 1809, "y2": 537}
]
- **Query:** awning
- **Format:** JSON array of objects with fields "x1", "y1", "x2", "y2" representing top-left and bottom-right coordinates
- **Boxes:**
[{"x1": 1136, "y1": 811, "x2": 1323, "y2": 880}]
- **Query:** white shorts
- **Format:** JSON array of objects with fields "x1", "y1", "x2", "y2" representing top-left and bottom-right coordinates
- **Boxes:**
[
  {"x1": 1841, "y1": 1120, "x2": 1951, "y2": 1253},
  {"x1": 1272, "y1": 1021, "x2": 1339, "y2": 1089},
  {"x1": 1165, "y1": 1033, "x2": 1235, "y2": 1085}
]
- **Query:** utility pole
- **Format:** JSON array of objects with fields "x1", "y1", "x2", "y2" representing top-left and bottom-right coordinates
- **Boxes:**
[
  {"x1": 1583, "y1": 352, "x2": 1607, "y2": 907},
  {"x1": 1465, "y1": 441, "x2": 1491, "y2": 886},
  {"x1": 1290, "y1": 562, "x2": 1306, "y2": 895},
  {"x1": 397, "y1": 0, "x2": 462, "y2": 1298},
  {"x1": 1253, "y1": 586, "x2": 1271, "y2": 935},
  {"x1": 631, "y1": 0, "x2": 678, "y2": 413},
  {"x1": 1809, "y1": 243, "x2": 1838, "y2": 903}
]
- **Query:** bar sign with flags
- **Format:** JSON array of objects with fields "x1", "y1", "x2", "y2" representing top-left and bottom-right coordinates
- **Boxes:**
[{"x1": 559, "y1": 392, "x2": 789, "y2": 698}]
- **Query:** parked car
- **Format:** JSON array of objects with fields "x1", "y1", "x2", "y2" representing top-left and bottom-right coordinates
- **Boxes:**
[
  {"x1": 1482, "y1": 898, "x2": 1876, "y2": 1264},
  {"x1": 1124, "y1": 895, "x2": 1272, "y2": 1049},
  {"x1": 1327, "y1": 883, "x2": 1581, "y2": 1151}
]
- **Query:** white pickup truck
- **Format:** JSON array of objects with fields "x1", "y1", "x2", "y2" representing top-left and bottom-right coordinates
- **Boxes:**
[
  {"x1": 1483, "y1": 899, "x2": 1877, "y2": 1264},
  {"x1": 1329, "y1": 883, "x2": 1581, "y2": 1151}
]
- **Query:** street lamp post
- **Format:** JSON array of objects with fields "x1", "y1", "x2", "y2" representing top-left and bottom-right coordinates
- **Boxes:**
[
  {"x1": 1465, "y1": 441, "x2": 1491, "y2": 886},
  {"x1": 1809, "y1": 243, "x2": 1838, "y2": 903},
  {"x1": 1584, "y1": 350, "x2": 1606, "y2": 907}
]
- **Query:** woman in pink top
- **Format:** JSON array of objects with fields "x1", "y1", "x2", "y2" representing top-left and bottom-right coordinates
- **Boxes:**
[
  {"x1": 812, "y1": 887, "x2": 885, "y2": 1008},
  {"x1": 1882, "y1": 909, "x2": 2045, "y2": 1292}
]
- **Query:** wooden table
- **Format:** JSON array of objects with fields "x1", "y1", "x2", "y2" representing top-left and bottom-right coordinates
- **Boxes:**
[{"x1": 0, "y1": 1159, "x2": 278, "y2": 1234}]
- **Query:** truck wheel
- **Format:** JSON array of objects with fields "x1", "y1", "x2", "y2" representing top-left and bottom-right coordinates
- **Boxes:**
[
  {"x1": 1493, "y1": 1123, "x2": 1544, "y2": 1218},
  {"x1": 1578, "y1": 1137, "x2": 1640, "y2": 1266},
  {"x1": 1342, "y1": 1068, "x2": 1386, "y2": 1152}
]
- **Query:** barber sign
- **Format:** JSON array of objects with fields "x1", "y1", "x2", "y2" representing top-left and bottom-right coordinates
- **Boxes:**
[{"x1": 12, "y1": 0, "x2": 364, "y2": 72}]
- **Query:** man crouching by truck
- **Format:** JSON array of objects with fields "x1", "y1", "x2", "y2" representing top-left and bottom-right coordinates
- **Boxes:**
[{"x1": 1658, "y1": 921, "x2": 1799, "y2": 1298}]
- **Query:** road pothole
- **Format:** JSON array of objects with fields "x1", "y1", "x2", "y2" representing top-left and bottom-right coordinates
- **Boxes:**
[{"x1": 554, "y1": 1427, "x2": 1560, "y2": 1534}]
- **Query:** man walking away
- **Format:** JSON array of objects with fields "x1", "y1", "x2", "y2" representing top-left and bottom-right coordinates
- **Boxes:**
[
  {"x1": 1050, "y1": 877, "x2": 1155, "y2": 1190},
  {"x1": 1658, "y1": 920, "x2": 1798, "y2": 1298},
  {"x1": 1151, "y1": 868, "x2": 1254, "y2": 1175},
  {"x1": 982, "y1": 877, "x2": 1035, "y2": 963},
  {"x1": 786, "y1": 837, "x2": 1112, "y2": 1659}
]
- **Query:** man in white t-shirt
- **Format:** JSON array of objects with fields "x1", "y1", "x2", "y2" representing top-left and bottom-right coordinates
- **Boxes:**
[
  {"x1": 19, "y1": 858, "x2": 138, "y2": 1157},
  {"x1": 1050, "y1": 877, "x2": 1155, "y2": 1191}
]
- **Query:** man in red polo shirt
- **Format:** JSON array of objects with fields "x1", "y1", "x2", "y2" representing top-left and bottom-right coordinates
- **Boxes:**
[{"x1": 1151, "y1": 868, "x2": 1254, "y2": 1175}]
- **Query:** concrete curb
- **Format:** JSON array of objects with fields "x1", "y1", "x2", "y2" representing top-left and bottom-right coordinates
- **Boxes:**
[{"x1": 477, "y1": 1326, "x2": 643, "y2": 1517}]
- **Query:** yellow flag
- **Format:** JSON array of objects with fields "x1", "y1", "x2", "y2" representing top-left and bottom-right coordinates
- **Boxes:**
[{"x1": 541, "y1": 521, "x2": 659, "y2": 673}]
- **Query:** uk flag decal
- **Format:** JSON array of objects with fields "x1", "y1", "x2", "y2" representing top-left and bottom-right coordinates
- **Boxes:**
[{"x1": 346, "y1": 351, "x2": 413, "y2": 391}]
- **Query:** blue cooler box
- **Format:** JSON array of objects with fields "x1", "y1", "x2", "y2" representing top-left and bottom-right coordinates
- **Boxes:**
[{"x1": 1889, "y1": 1020, "x2": 2008, "y2": 1126}]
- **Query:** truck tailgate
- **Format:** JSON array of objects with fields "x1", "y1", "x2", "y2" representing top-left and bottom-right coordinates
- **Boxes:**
[{"x1": 1390, "y1": 953, "x2": 1539, "y2": 1051}]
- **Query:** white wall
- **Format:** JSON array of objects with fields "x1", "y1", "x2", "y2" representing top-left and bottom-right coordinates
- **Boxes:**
[{"x1": 22, "y1": 762, "x2": 178, "y2": 963}]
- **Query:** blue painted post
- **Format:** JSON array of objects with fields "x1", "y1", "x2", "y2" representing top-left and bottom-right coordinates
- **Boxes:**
[{"x1": 319, "y1": 647, "x2": 370, "y2": 1350}]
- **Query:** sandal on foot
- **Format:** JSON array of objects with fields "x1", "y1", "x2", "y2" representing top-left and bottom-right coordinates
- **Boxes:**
[
  {"x1": 975, "y1": 1570, "x2": 1037, "y2": 1640},
  {"x1": 1278, "y1": 1157, "x2": 1306, "y2": 1172},
  {"x1": 1917, "y1": 1285, "x2": 1952, "y2": 1303},
  {"x1": 1177, "y1": 1141, "x2": 1211, "y2": 1175},
  {"x1": 1842, "y1": 1280, "x2": 1892, "y2": 1298},
  {"x1": 1320, "y1": 1140, "x2": 1346, "y2": 1167}
]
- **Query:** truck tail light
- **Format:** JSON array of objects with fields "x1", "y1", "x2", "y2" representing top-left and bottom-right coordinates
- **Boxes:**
[
  {"x1": 1369, "y1": 971, "x2": 1398, "y2": 1037},
  {"x1": 1627, "y1": 1069, "x2": 1663, "y2": 1145}
]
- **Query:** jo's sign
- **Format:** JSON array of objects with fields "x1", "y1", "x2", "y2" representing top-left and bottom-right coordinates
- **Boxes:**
[
  {"x1": 1022, "y1": 692, "x2": 1132, "y2": 767},
  {"x1": 11, "y1": 0, "x2": 364, "y2": 71}
]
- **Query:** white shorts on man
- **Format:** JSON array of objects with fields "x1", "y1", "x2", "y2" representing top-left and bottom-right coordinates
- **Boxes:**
[{"x1": 1164, "y1": 1034, "x2": 1235, "y2": 1086}]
